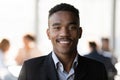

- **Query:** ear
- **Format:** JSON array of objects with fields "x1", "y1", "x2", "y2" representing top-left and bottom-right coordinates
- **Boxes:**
[
  {"x1": 78, "y1": 27, "x2": 82, "y2": 38},
  {"x1": 46, "y1": 28, "x2": 51, "y2": 40}
]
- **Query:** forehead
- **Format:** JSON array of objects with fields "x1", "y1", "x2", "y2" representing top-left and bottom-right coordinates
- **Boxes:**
[{"x1": 49, "y1": 11, "x2": 78, "y2": 22}]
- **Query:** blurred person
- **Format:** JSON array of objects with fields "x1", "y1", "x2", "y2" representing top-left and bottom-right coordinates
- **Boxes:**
[
  {"x1": 101, "y1": 37, "x2": 117, "y2": 65},
  {"x1": 18, "y1": 3, "x2": 108, "y2": 80},
  {"x1": 84, "y1": 41, "x2": 117, "y2": 80},
  {"x1": 0, "y1": 38, "x2": 17, "y2": 80},
  {"x1": 15, "y1": 34, "x2": 42, "y2": 65},
  {"x1": 84, "y1": 41, "x2": 104, "y2": 62}
]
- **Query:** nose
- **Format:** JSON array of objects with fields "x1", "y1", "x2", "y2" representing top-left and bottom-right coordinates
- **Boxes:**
[{"x1": 59, "y1": 27, "x2": 70, "y2": 37}]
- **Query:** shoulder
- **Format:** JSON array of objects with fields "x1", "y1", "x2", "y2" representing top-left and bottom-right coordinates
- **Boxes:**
[
  {"x1": 79, "y1": 55, "x2": 105, "y2": 68},
  {"x1": 18, "y1": 48, "x2": 25, "y2": 53},
  {"x1": 79, "y1": 56, "x2": 107, "y2": 75},
  {"x1": 24, "y1": 55, "x2": 47, "y2": 66},
  {"x1": 23, "y1": 52, "x2": 52, "y2": 66}
]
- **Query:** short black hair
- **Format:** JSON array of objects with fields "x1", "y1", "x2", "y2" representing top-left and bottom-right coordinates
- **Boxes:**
[
  {"x1": 49, "y1": 3, "x2": 79, "y2": 19},
  {"x1": 89, "y1": 41, "x2": 97, "y2": 49},
  {"x1": 101, "y1": 37, "x2": 109, "y2": 42},
  {"x1": 24, "y1": 34, "x2": 35, "y2": 41},
  {"x1": 0, "y1": 38, "x2": 10, "y2": 51}
]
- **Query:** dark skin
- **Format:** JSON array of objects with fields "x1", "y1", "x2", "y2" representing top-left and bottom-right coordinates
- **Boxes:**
[{"x1": 47, "y1": 11, "x2": 82, "y2": 73}]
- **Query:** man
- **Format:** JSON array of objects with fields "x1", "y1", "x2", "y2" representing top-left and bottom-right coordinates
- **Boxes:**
[
  {"x1": 101, "y1": 37, "x2": 117, "y2": 65},
  {"x1": 18, "y1": 3, "x2": 108, "y2": 80},
  {"x1": 15, "y1": 34, "x2": 42, "y2": 65},
  {"x1": 84, "y1": 41, "x2": 105, "y2": 62},
  {"x1": 84, "y1": 41, "x2": 117, "y2": 80},
  {"x1": 0, "y1": 39, "x2": 17, "y2": 80}
]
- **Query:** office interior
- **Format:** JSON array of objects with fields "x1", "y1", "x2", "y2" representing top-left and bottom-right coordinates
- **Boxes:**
[{"x1": 0, "y1": 0, "x2": 120, "y2": 79}]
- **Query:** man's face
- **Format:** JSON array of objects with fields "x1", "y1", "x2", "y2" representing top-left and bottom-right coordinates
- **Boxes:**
[{"x1": 47, "y1": 11, "x2": 82, "y2": 55}]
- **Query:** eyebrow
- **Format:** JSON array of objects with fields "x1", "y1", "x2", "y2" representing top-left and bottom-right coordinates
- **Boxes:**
[
  {"x1": 52, "y1": 21, "x2": 78, "y2": 26},
  {"x1": 69, "y1": 22, "x2": 77, "y2": 25},
  {"x1": 52, "y1": 23, "x2": 61, "y2": 26}
]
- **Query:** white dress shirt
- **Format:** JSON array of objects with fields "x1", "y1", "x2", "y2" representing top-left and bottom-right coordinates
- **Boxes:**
[{"x1": 52, "y1": 52, "x2": 78, "y2": 80}]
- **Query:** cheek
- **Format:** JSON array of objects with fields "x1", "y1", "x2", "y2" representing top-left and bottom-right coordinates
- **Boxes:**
[
  {"x1": 47, "y1": 31, "x2": 57, "y2": 40},
  {"x1": 71, "y1": 32, "x2": 79, "y2": 38}
]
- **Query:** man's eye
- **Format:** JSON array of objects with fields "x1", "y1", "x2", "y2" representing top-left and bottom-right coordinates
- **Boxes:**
[
  {"x1": 53, "y1": 26, "x2": 60, "y2": 30},
  {"x1": 69, "y1": 25, "x2": 77, "y2": 30}
]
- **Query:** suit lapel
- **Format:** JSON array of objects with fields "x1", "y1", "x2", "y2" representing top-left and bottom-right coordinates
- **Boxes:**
[
  {"x1": 45, "y1": 53, "x2": 59, "y2": 80},
  {"x1": 44, "y1": 53, "x2": 88, "y2": 80},
  {"x1": 74, "y1": 55, "x2": 87, "y2": 80}
]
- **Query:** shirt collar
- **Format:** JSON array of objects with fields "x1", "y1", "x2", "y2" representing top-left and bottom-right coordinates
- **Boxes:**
[
  {"x1": 52, "y1": 51, "x2": 59, "y2": 69},
  {"x1": 52, "y1": 51, "x2": 78, "y2": 69}
]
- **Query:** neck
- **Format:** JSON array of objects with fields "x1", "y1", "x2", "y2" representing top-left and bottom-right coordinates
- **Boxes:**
[
  {"x1": 56, "y1": 51, "x2": 77, "y2": 73},
  {"x1": 25, "y1": 46, "x2": 31, "y2": 50}
]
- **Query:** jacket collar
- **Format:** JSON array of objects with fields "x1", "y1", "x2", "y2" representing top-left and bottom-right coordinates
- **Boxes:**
[
  {"x1": 44, "y1": 52, "x2": 59, "y2": 80},
  {"x1": 44, "y1": 53, "x2": 87, "y2": 80},
  {"x1": 74, "y1": 55, "x2": 87, "y2": 80}
]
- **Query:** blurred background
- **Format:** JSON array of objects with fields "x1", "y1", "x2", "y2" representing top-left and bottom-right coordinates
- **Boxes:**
[{"x1": 0, "y1": 0, "x2": 120, "y2": 79}]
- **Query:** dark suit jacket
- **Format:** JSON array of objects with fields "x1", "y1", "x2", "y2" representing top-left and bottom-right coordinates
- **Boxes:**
[{"x1": 18, "y1": 52, "x2": 108, "y2": 80}]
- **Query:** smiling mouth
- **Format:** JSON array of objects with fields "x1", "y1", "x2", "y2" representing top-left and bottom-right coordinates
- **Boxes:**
[{"x1": 56, "y1": 38, "x2": 72, "y2": 45}]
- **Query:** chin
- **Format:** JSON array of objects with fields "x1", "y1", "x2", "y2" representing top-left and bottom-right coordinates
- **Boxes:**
[{"x1": 58, "y1": 49, "x2": 71, "y2": 54}]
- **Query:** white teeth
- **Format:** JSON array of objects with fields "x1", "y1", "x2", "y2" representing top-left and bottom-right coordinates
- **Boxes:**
[{"x1": 59, "y1": 41, "x2": 70, "y2": 44}]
